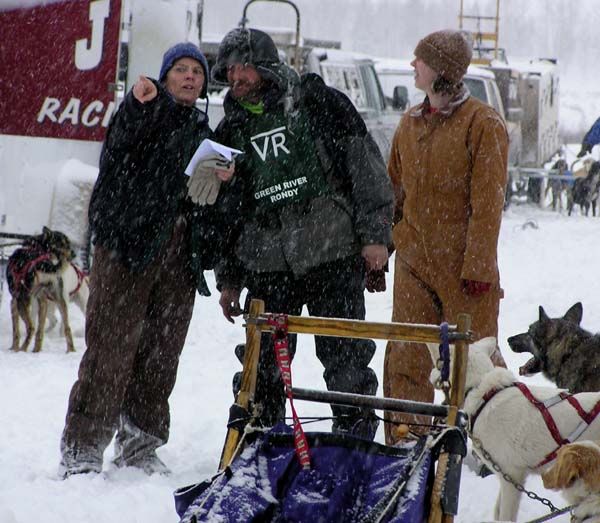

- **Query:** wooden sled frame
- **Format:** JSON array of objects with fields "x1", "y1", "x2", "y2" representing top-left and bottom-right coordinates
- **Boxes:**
[{"x1": 219, "y1": 298, "x2": 473, "y2": 523}]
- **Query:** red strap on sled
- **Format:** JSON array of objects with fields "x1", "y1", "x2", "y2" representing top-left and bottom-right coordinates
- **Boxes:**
[{"x1": 267, "y1": 314, "x2": 311, "y2": 470}]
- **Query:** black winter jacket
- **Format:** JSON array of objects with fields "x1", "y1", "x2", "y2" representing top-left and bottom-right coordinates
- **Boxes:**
[
  {"x1": 215, "y1": 69, "x2": 393, "y2": 289},
  {"x1": 89, "y1": 81, "x2": 231, "y2": 293}
]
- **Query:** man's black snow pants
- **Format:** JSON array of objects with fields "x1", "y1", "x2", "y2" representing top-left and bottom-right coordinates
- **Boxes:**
[{"x1": 237, "y1": 254, "x2": 379, "y2": 438}]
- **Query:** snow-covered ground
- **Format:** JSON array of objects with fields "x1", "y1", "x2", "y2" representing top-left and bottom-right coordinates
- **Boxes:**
[{"x1": 2, "y1": 202, "x2": 600, "y2": 522}]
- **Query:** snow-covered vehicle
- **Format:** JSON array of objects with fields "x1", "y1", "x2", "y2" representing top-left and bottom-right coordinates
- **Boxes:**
[
  {"x1": 303, "y1": 47, "x2": 399, "y2": 160},
  {"x1": 0, "y1": 0, "x2": 205, "y2": 268}
]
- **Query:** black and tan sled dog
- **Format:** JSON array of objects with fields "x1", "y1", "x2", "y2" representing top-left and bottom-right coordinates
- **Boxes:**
[
  {"x1": 508, "y1": 302, "x2": 600, "y2": 393},
  {"x1": 6, "y1": 227, "x2": 77, "y2": 353}
]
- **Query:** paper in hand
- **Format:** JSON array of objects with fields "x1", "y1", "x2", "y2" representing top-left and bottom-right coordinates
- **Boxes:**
[{"x1": 184, "y1": 139, "x2": 243, "y2": 176}]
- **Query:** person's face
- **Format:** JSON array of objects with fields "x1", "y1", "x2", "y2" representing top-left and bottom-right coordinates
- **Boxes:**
[
  {"x1": 165, "y1": 57, "x2": 205, "y2": 106},
  {"x1": 410, "y1": 57, "x2": 438, "y2": 92},
  {"x1": 226, "y1": 63, "x2": 264, "y2": 103}
]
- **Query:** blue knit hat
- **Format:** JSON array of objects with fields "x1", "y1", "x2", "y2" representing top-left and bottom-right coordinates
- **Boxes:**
[{"x1": 159, "y1": 42, "x2": 209, "y2": 98}]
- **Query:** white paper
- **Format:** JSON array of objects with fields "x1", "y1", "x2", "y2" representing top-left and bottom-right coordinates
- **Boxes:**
[{"x1": 184, "y1": 139, "x2": 243, "y2": 176}]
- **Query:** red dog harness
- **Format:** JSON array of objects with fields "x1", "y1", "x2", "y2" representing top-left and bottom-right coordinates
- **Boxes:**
[
  {"x1": 470, "y1": 382, "x2": 600, "y2": 467},
  {"x1": 68, "y1": 263, "x2": 88, "y2": 297},
  {"x1": 8, "y1": 250, "x2": 53, "y2": 295}
]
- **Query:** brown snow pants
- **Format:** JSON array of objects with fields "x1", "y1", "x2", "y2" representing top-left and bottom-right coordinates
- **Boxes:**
[
  {"x1": 384, "y1": 256, "x2": 504, "y2": 445},
  {"x1": 61, "y1": 219, "x2": 196, "y2": 460}
]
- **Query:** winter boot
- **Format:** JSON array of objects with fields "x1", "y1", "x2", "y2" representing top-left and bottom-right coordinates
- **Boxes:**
[
  {"x1": 232, "y1": 343, "x2": 245, "y2": 398},
  {"x1": 115, "y1": 450, "x2": 170, "y2": 476},
  {"x1": 112, "y1": 415, "x2": 170, "y2": 476},
  {"x1": 58, "y1": 445, "x2": 103, "y2": 479},
  {"x1": 332, "y1": 410, "x2": 380, "y2": 441}
]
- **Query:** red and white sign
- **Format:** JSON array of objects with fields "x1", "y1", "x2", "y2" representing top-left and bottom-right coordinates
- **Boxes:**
[{"x1": 0, "y1": 0, "x2": 121, "y2": 141}]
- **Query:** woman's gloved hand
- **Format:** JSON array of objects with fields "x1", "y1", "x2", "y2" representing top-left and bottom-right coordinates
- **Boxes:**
[
  {"x1": 462, "y1": 279, "x2": 491, "y2": 297},
  {"x1": 187, "y1": 155, "x2": 235, "y2": 205}
]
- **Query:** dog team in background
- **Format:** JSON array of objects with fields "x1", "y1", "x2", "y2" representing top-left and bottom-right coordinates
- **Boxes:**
[{"x1": 4, "y1": 25, "x2": 600, "y2": 522}]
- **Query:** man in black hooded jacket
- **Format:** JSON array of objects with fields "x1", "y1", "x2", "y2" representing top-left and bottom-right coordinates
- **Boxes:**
[{"x1": 213, "y1": 28, "x2": 393, "y2": 439}]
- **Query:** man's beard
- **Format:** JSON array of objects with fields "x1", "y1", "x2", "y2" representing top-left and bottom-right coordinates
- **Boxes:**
[{"x1": 231, "y1": 79, "x2": 264, "y2": 104}]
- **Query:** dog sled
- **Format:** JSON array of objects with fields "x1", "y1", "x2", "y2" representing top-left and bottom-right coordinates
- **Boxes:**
[{"x1": 174, "y1": 299, "x2": 473, "y2": 523}]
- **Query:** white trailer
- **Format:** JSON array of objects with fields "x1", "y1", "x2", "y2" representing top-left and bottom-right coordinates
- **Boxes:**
[{"x1": 511, "y1": 58, "x2": 561, "y2": 169}]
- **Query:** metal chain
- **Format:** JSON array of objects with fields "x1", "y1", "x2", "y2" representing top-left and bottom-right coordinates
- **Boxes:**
[
  {"x1": 522, "y1": 505, "x2": 574, "y2": 523},
  {"x1": 470, "y1": 435, "x2": 568, "y2": 514}
]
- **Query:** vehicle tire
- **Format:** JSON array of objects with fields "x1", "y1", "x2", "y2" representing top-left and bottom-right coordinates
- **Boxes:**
[
  {"x1": 527, "y1": 177, "x2": 543, "y2": 204},
  {"x1": 504, "y1": 172, "x2": 514, "y2": 210}
]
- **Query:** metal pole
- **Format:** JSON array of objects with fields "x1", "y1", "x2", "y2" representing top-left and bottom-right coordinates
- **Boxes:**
[
  {"x1": 291, "y1": 387, "x2": 465, "y2": 421},
  {"x1": 495, "y1": 0, "x2": 500, "y2": 60},
  {"x1": 239, "y1": 0, "x2": 302, "y2": 71}
]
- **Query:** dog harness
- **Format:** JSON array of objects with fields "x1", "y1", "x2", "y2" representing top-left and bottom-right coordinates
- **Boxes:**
[
  {"x1": 43, "y1": 262, "x2": 88, "y2": 302},
  {"x1": 68, "y1": 263, "x2": 88, "y2": 297},
  {"x1": 8, "y1": 250, "x2": 53, "y2": 296},
  {"x1": 470, "y1": 382, "x2": 600, "y2": 468}
]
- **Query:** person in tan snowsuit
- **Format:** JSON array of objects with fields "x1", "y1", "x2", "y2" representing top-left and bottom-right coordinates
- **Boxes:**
[{"x1": 384, "y1": 30, "x2": 509, "y2": 444}]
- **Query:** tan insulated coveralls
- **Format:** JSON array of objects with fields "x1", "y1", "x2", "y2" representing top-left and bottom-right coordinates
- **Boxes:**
[{"x1": 384, "y1": 96, "x2": 509, "y2": 444}]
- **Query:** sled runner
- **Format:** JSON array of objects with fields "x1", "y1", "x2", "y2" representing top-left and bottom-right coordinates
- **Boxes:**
[{"x1": 174, "y1": 299, "x2": 473, "y2": 523}]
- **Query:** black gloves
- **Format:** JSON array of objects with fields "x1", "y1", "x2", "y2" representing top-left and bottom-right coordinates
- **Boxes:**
[{"x1": 366, "y1": 269, "x2": 386, "y2": 293}]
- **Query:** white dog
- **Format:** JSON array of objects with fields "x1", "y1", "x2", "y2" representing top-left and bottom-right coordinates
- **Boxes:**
[
  {"x1": 542, "y1": 440, "x2": 600, "y2": 523},
  {"x1": 45, "y1": 262, "x2": 89, "y2": 333},
  {"x1": 430, "y1": 337, "x2": 600, "y2": 522},
  {"x1": 32, "y1": 263, "x2": 90, "y2": 335}
]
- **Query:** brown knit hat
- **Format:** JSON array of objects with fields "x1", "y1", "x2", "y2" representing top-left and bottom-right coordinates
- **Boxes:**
[{"x1": 414, "y1": 30, "x2": 472, "y2": 84}]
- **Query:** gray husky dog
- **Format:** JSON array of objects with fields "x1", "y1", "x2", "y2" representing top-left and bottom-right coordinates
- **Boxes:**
[{"x1": 507, "y1": 302, "x2": 600, "y2": 393}]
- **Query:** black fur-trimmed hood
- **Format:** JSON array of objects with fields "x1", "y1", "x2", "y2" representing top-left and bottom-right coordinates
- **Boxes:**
[{"x1": 212, "y1": 28, "x2": 284, "y2": 86}]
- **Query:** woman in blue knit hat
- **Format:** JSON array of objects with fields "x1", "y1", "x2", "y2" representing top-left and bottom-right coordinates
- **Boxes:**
[{"x1": 59, "y1": 42, "x2": 235, "y2": 478}]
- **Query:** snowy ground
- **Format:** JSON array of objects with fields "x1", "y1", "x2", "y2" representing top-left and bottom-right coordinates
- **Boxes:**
[{"x1": 1, "y1": 202, "x2": 599, "y2": 523}]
